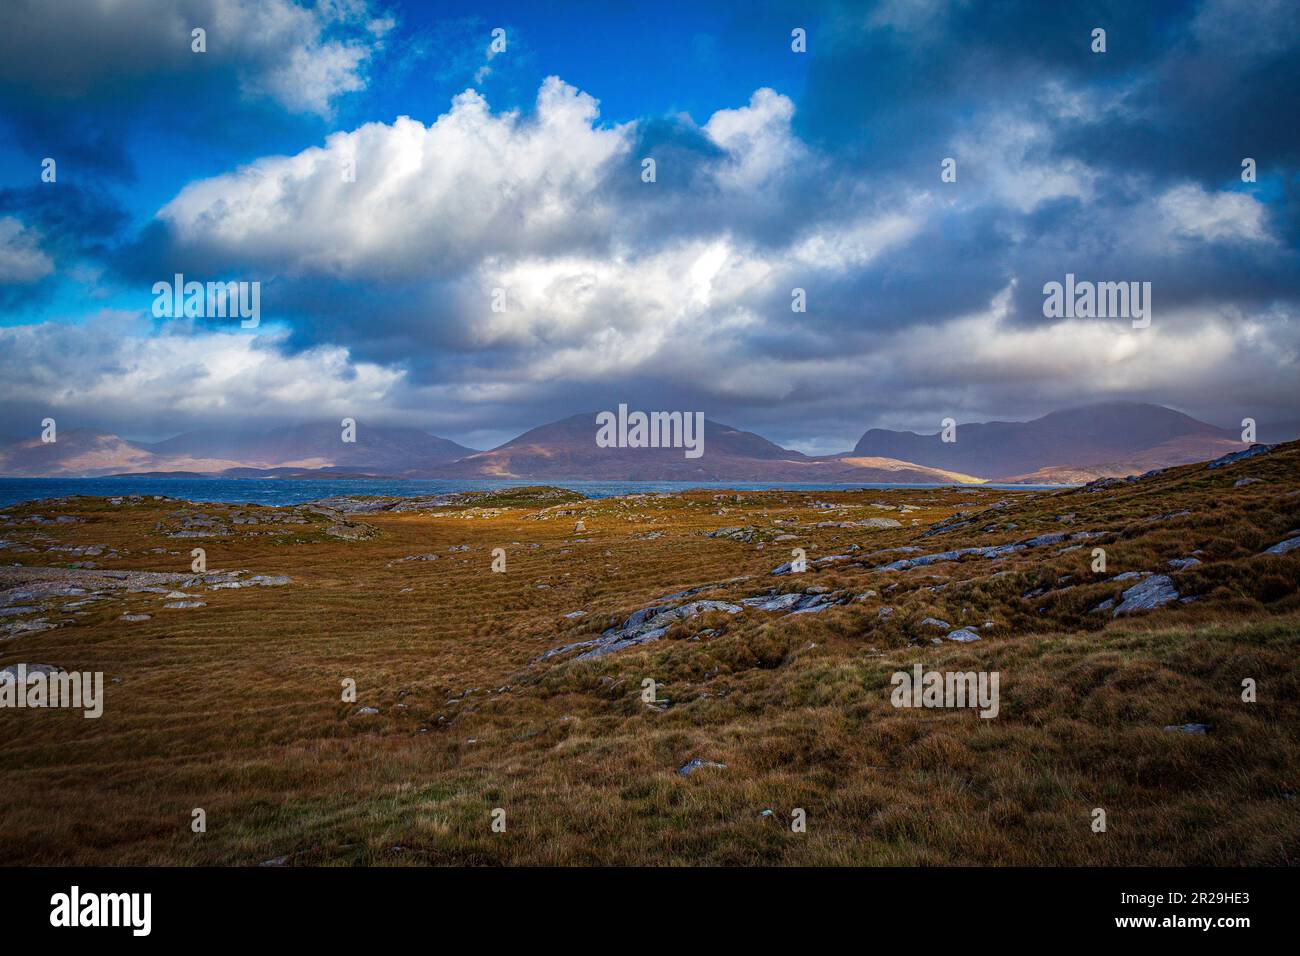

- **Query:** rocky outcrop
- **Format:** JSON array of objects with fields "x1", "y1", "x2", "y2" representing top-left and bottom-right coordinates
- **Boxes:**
[
  {"x1": 1113, "y1": 575, "x2": 1180, "y2": 617},
  {"x1": 540, "y1": 600, "x2": 743, "y2": 662},
  {"x1": 1263, "y1": 534, "x2": 1300, "y2": 556},
  {"x1": 1205, "y1": 444, "x2": 1276, "y2": 470}
]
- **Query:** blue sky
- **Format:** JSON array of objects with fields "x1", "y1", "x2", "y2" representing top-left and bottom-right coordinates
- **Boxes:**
[{"x1": 0, "y1": 0, "x2": 1297, "y2": 452}]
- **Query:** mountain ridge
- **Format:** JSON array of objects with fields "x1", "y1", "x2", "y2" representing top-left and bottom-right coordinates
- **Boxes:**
[{"x1": 0, "y1": 403, "x2": 1281, "y2": 483}]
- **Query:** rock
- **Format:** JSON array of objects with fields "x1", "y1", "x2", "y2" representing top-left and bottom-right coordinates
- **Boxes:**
[
  {"x1": 563, "y1": 610, "x2": 586, "y2": 619},
  {"x1": 1113, "y1": 575, "x2": 1179, "y2": 617},
  {"x1": 1024, "y1": 532, "x2": 1069, "y2": 547},
  {"x1": 1167, "y1": 557, "x2": 1201, "y2": 570},
  {"x1": 877, "y1": 606, "x2": 894, "y2": 621},
  {"x1": 678, "y1": 758, "x2": 726, "y2": 776},
  {"x1": 1163, "y1": 723, "x2": 1209, "y2": 735},
  {"x1": 163, "y1": 600, "x2": 206, "y2": 609},
  {"x1": 248, "y1": 575, "x2": 292, "y2": 586},
  {"x1": 1263, "y1": 535, "x2": 1300, "y2": 556},
  {"x1": 0, "y1": 663, "x2": 61, "y2": 682},
  {"x1": 1234, "y1": 477, "x2": 1262, "y2": 487},
  {"x1": 355, "y1": 707, "x2": 380, "y2": 716},
  {"x1": 1205, "y1": 444, "x2": 1276, "y2": 469},
  {"x1": 920, "y1": 617, "x2": 950, "y2": 630},
  {"x1": 119, "y1": 614, "x2": 151, "y2": 622},
  {"x1": 945, "y1": 627, "x2": 981, "y2": 643},
  {"x1": 541, "y1": 600, "x2": 743, "y2": 661},
  {"x1": 1089, "y1": 598, "x2": 1115, "y2": 614}
]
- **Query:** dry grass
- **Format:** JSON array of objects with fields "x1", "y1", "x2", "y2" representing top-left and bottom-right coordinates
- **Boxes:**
[{"x1": 1, "y1": 446, "x2": 1298, "y2": 865}]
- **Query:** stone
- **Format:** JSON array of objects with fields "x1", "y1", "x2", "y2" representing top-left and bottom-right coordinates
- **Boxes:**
[
  {"x1": 1163, "y1": 723, "x2": 1209, "y2": 735},
  {"x1": 1113, "y1": 575, "x2": 1179, "y2": 617},
  {"x1": 678, "y1": 758, "x2": 726, "y2": 776},
  {"x1": 1263, "y1": 535, "x2": 1300, "y2": 556},
  {"x1": 1167, "y1": 557, "x2": 1201, "y2": 570},
  {"x1": 945, "y1": 627, "x2": 981, "y2": 643},
  {"x1": 1205, "y1": 444, "x2": 1276, "y2": 469}
]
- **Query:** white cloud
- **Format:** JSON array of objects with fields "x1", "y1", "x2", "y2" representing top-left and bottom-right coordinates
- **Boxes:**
[
  {"x1": 0, "y1": 217, "x2": 54, "y2": 284},
  {"x1": 159, "y1": 77, "x2": 633, "y2": 276},
  {"x1": 1155, "y1": 183, "x2": 1271, "y2": 245},
  {"x1": 0, "y1": 0, "x2": 387, "y2": 117},
  {"x1": 0, "y1": 313, "x2": 403, "y2": 424}
]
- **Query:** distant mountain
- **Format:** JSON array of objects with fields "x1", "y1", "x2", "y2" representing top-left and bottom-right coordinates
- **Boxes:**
[
  {"x1": 0, "y1": 423, "x2": 475, "y2": 478},
  {"x1": 145, "y1": 423, "x2": 476, "y2": 476},
  {"x1": 852, "y1": 402, "x2": 1247, "y2": 481},
  {"x1": 0, "y1": 404, "x2": 1261, "y2": 484},
  {"x1": 0, "y1": 429, "x2": 218, "y2": 477},
  {"x1": 435, "y1": 413, "x2": 983, "y2": 483}
]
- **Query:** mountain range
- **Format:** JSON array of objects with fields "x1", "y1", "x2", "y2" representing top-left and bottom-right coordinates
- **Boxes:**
[{"x1": 0, "y1": 403, "x2": 1288, "y2": 484}]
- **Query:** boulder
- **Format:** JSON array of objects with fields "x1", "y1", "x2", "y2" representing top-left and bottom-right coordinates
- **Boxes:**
[{"x1": 1113, "y1": 575, "x2": 1179, "y2": 617}]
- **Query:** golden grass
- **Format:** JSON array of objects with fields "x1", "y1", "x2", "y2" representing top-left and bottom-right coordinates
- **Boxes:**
[{"x1": 1, "y1": 446, "x2": 1298, "y2": 865}]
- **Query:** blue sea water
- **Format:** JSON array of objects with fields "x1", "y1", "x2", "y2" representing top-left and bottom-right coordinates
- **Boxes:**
[{"x1": 0, "y1": 476, "x2": 1070, "y2": 508}]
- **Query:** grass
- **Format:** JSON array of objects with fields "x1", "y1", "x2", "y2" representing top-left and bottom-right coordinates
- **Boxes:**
[{"x1": 1, "y1": 446, "x2": 1298, "y2": 865}]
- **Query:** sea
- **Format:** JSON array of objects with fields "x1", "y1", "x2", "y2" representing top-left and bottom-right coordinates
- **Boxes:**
[{"x1": 0, "y1": 476, "x2": 1071, "y2": 508}]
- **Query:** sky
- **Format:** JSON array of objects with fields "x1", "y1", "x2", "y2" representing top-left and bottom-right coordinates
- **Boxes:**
[{"x1": 0, "y1": 0, "x2": 1296, "y2": 454}]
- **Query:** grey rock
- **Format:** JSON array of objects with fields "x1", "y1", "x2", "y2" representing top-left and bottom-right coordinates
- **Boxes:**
[
  {"x1": 248, "y1": 575, "x2": 292, "y2": 586},
  {"x1": 1113, "y1": 575, "x2": 1180, "y2": 617},
  {"x1": 0, "y1": 663, "x2": 62, "y2": 682},
  {"x1": 1263, "y1": 535, "x2": 1300, "y2": 556},
  {"x1": 1167, "y1": 557, "x2": 1201, "y2": 570},
  {"x1": 678, "y1": 758, "x2": 726, "y2": 776},
  {"x1": 920, "y1": 617, "x2": 951, "y2": 630},
  {"x1": 1163, "y1": 723, "x2": 1209, "y2": 735},
  {"x1": 946, "y1": 627, "x2": 981, "y2": 642},
  {"x1": 1205, "y1": 444, "x2": 1276, "y2": 470}
]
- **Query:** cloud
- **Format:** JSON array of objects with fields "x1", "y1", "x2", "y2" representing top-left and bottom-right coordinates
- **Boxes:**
[
  {"x1": 0, "y1": 312, "x2": 404, "y2": 432},
  {"x1": 156, "y1": 77, "x2": 632, "y2": 278},
  {"x1": 1156, "y1": 183, "x2": 1271, "y2": 245},
  {"x1": 0, "y1": 0, "x2": 389, "y2": 118},
  {"x1": 0, "y1": 217, "x2": 53, "y2": 283}
]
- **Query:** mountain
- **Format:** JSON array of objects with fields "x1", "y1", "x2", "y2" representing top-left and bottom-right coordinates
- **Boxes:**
[
  {"x1": 0, "y1": 429, "x2": 235, "y2": 477},
  {"x1": 0, "y1": 404, "x2": 1260, "y2": 483},
  {"x1": 0, "y1": 423, "x2": 475, "y2": 478},
  {"x1": 145, "y1": 423, "x2": 476, "y2": 476},
  {"x1": 852, "y1": 402, "x2": 1247, "y2": 481},
  {"x1": 435, "y1": 413, "x2": 983, "y2": 483}
]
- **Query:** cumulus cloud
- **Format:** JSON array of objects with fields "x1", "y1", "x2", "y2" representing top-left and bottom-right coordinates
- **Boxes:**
[
  {"x1": 0, "y1": 217, "x2": 54, "y2": 283},
  {"x1": 158, "y1": 78, "x2": 632, "y2": 276},
  {"x1": 1156, "y1": 183, "x2": 1271, "y2": 246},
  {"x1": 0, "y1": 0, "x2": 389, "y2": 117},
  {"x1": 0, "y1": 313, "x2": 403, "y2": 430}
]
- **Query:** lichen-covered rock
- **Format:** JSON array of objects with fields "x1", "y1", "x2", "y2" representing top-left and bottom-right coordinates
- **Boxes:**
[{"x1": 1113, "y1": 575, "x2": 1180, "y2": 617}]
